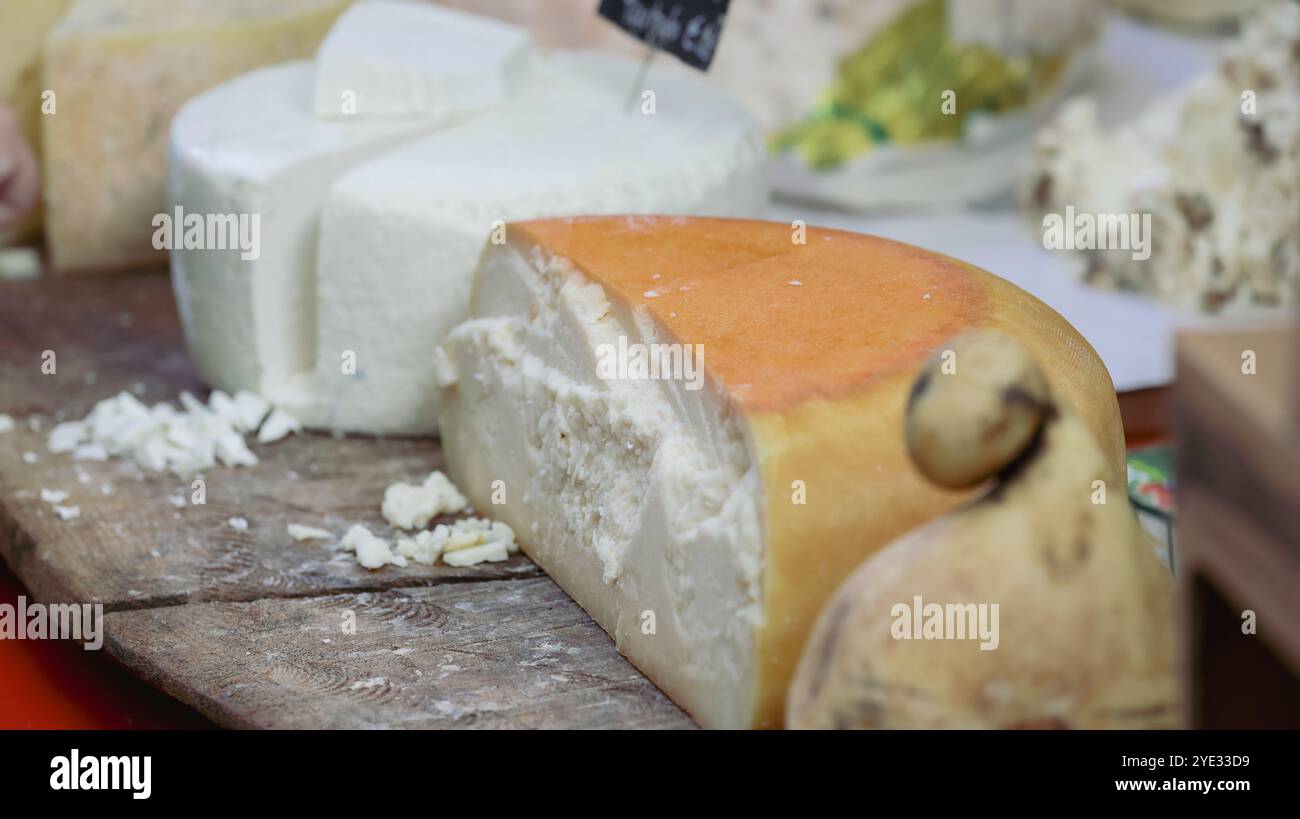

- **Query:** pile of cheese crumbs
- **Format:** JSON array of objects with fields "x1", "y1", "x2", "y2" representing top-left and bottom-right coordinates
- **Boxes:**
[
  {"x1": 289, "y1": 470, "x2": 517, "y2": 569},
  {"x1": 42, "y1": 389, "x2": 299, "y2": 475}
]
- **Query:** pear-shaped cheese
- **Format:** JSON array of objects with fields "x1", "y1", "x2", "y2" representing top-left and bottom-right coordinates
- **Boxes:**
[{"x1": 436, "y1": 216, "x2": 1125, "y2": 728}]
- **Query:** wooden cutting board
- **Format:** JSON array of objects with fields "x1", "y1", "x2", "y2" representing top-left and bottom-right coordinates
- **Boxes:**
[{"x1": 0, "y1": 272, "x2": 692, "y2": 729}]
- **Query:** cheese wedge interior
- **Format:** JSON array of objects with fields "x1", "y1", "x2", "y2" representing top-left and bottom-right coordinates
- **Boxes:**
[{"x1": 435, "y1": 216, "x2": 1126, "y2": 729}]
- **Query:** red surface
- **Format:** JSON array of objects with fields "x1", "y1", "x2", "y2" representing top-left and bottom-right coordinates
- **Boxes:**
[{"x1": 0, "y1": 559, "x2": 212, "y2": 730}]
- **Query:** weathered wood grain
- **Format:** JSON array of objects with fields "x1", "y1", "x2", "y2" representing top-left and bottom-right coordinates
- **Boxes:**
[
  {"x1": 0, "y1": 273, "x2": 540, "y2": 610},
  {"x1": 105, "y1": 580, "x2": 692, "y2": 729},
  {"x1": 1175, "y1": 326, "x2": 1300, "y2": 727},
  {"x1": 0, "y1": 273, "x2": 691, "y2": 728}
]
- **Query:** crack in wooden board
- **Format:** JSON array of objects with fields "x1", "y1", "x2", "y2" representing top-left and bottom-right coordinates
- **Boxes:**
[
  {"x1": 104, "y1": 580, "x2": 693, "y2": 729},
  {"x1": 0, "y1": 274, "x2": 692, "y2": 728}
]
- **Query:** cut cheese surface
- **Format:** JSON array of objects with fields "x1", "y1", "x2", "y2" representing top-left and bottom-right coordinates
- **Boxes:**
[
  {"x1": 41, "y1": 0, "x2": 350, "y2": 274},
  {"x1": 435, "y1": 216, "x2": 1125, "y2": 728},
  {"x1": 290, "y1": 51, "x2": 767, "y2": 434},
  {"x1": 313, "y1": 0, "x2": 533, "y2": 119},
  {"x1": 169, "y1": 61, "x2": 444, "y2": 401}
]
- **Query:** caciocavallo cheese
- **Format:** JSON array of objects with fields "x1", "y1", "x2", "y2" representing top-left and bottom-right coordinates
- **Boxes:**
[
  {"x1": 285, "y1": 51, "x2": 768, "y2": 434},
  {"x1": 41, "y1": 0, "x2": 351, "y2": 274},
  {"x1": 434, "y1": 216, "x2": 1126, "y2": 729}
]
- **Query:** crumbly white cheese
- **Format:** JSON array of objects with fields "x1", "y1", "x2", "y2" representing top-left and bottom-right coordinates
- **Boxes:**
[
  {"x1": 52, "y1": 505, "x2": 80, "y2": 521},
  {"x1": 396, "y1": 517, "x2": 516, "y2": 566},
  {"x1": 287, "y1": 523, "x2": 332, "y2": 542},
  {"x1": 442, "y1": 540, "x2": 509, "y2": 567},
  {"x1": 1022, "y1": 2, "x2": 1300, "y2": 310},
  {"x1": 47, "y1": 422, "x2": 86, "y2": 453},
  {"x1": 169, "y1": 61, "x2": 445, "y2": 401},
  {"x1": 46, "y1": 389, "x2": 297, "y2": 475},
  {"x1": 341, "y1": 524, "x2": 407, "y2": 570},
  {"x1": 381, "y1": 471, "x2": 469, "y2": 530},
  {"x1": 72, "y1": 443, "x2": 108, "y2": 461},
  {"x1": 257, "y1": 409, "x2": 302, "y2": 444},
  {"x1": 313, "y1": 0, "x2": 533, "y2": 120},
  {"x1": 40, "y1": 488, "x2": 69, "y2": 504},
  {"x1": 290, "y1": 50, "x2": 767, "y2": 434},
  {"x1": 228, "y1": 516, "x2": 249, "y2": 532},
  {"x1": 0, "y1": 414, "x2": 14, "y2": 434}
]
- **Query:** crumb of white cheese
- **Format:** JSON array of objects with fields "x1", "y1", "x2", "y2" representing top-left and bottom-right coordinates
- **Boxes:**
[
  {"x1": 287, "y1": 523, "x2": 331, "y2": 542},
  {"x1": 73, "y1": 443, "x2": 108, "y2": 461},
  {"x1": 443, "y1": 540, "x2": 509, "y2": 567},
  {"x1": 228, "y1": 516, "x2": 249, "y2": 532},
  {"x1": 47, "y1": 421, "x2": 85, "y2": 453},
  {"x1": 397, "y1": 517, "x2": 517, "y2": 567},
  {"x1": 22, "y1": 452, "x2": 38, "y2": 464},
  {"x1": 43, "y1": 389, "x2": 294, "y2": 476},
  {"x1": 0, "y1": 414, "x2": 13, "y2": 434},
  {"x1": 52, "y1": 505, "x2": 80, "y2": 521},
  {"x1": 381, "y1": 471, "x2": 468, "y2": 530},
  {"x1": 395, "y1": 529, "x2": 446, "y2": 566},
  {"x1": 257, "y1": 408, "x2": 301, "y2": 444},
  {"x1": 40, "y1": 488, "x2": 69, "y2": 504},
  {"x1": 341, "y1": 524, "x2": 407, "y2": 570}
]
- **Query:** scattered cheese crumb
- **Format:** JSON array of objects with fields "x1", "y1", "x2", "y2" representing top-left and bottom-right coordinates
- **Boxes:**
[
  {"x1": 228, "y1": 516, "x2": 249, "y2": 532},
  {"x1": 257, "y1": 408, "x2": 301, "y2": 444},
  {"x1": 399, "y1": 517, "x2": 518, "y2": 567},
  {"x1": 443, "y1": 540, "x2": 509, "y2": 567},
  {"x1": 287, "y1": 523, "x2": 331, "y2": 542},
  {"x1": 40, "y1": 488, "x2": 69, "y2": 504},
  {"x1": 0, "y1": 247, "x2": 40, "y2": 281},
  {"x1": 22, "y1": 452, "x2": 38, "y2": 464},
  {"x1": 47, "y1": 421, "x2": 86, "y2": 453},
  {"x1": 73, "y1": 443, "x2": 108, "y2": 461},
  {"x1": 168, "y1": 493, "x2": 187, "y2": 509},
  {"x1": 52, "y1": 505, "x2": 80, "y2": 521},
  {"x1": 233, "y1": 391, "x2": 271, "y2": 432},
  {"x1": 43, "y1": 389, "x2": 293, "y2": 477},
  {"x1": 0, "y1": 414, "x2": 13, "y2": 434},
  {"x1": 395, "y1": 529, "x2": 446, "y2": 566},
  {"x1": 341, "y1": 524, "x2": 407, "y2": 570},
  {"x1": 788, "y1": 280, "x2": 803, "y2": 286},
  {"x1": 644, "y1": 290, "x2": 660, "y2": 298},
  {"x1": 349, "y1": 677, "x2": 386, "y2": 691},
  {"x1": 381, "y1": 471, "x2": 468, "y2": 530}
]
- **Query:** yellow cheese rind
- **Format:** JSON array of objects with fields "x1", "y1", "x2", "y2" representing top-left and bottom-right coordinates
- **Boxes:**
[
  {"x1": 498, "y1": 217, "x2": 1124, "y2": 728},
  {"x1": 40, "y1": 0, "x2": 351, "y2": 274},
  {"x1": 747, "y1": 268, "x2": 1124, "y2": 728}
]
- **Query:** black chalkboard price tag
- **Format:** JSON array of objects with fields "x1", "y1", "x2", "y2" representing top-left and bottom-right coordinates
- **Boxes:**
[{"x1": 597, "y1": 0, "x2": 730, "y2": 71}]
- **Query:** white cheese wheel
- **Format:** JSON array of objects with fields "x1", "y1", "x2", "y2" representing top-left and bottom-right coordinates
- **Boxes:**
[
  {"x1": 169, "y1": 62, "x2": 444, "y2": 400},
  {"x1": 290, "y1": 51, "x2": 768, "y2": 434}
]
